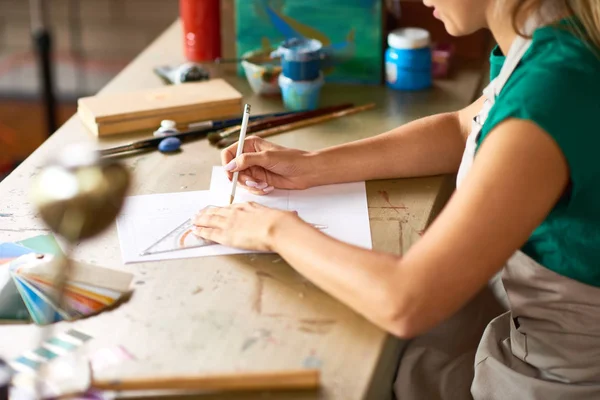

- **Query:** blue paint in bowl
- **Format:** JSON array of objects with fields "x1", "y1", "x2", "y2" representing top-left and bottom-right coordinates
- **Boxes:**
[{"x1": 272, "y1": 38, "x2": 323, "y2": 81}]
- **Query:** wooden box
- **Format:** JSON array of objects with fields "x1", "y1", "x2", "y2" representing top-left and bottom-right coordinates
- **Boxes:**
[{"x1": 77, "y1": 79, "x2": 243, "y2": 136}]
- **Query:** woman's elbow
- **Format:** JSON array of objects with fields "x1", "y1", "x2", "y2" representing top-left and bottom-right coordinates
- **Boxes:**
[
  {"x1": 381, "y1": 307, "x2": 423, "y2": 339},
  {"x1": 374, "y1": 288, "x2": 424, "y2": 339}
]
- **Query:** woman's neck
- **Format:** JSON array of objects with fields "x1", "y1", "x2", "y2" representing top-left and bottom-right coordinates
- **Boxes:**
[
  {"x1": 487, "y1": 4, "x2": 519, "y2": 55},
  {"x1": 490, "y1": 20, "x2": 518, "y2": 55},
  {"x1": 487, "y1": 1, "x2": 568, "y2": 55}
]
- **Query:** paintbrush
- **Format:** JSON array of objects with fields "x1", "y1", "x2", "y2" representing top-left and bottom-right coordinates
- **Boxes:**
[
  {"x1": 216, "y1": 103, "x2": 376, "y2": 148},
  {"x1": 98, "y1": 110, "x2": 304, "y2": 157},
  {"x1": 15, "y1": 354, "x2": 320, "y2": 397},
  {"x1": 214, "y1": 55, "x2": 280, "y2": 64},
  {"x1": 206, "y1": 103, "x2": 354, "y2": 145},
  {"x1": 92, "y1": 369, "x2": 319, "y2": 392}
]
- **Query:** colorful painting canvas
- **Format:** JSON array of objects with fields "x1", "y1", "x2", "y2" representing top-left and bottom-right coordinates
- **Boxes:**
[{"x1": 235, "y1": 0, "x2": 383, "y2": 84}]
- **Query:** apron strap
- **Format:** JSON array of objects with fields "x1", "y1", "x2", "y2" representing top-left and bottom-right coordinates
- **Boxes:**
[
  {"x1": 458, "y1": 35, "x2": 533, "y2": 187},
  {"x1": 491, "y1": 36, "x2": 532, "y2": 99},
  {"x1": 474, "y1": 36, "x2": 533, "y2": 131}
]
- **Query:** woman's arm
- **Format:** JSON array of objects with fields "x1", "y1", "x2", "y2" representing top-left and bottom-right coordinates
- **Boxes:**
[
  {"x1": 307, "y1": 96, "x2": 485, "y2": 185},
  {"x1": 266, "y1": 118, "x2": 569, "y2": 337},
  {"x1": 195, "y1": 118, "x2": 567, "y2": 337},
  {"x1": 222, "y1": 97, "x2": 485, "y2": 192}
]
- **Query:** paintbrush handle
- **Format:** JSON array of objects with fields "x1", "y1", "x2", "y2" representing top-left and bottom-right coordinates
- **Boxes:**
[
  {"x1": 209, "y1": 103, "x2": 354, "y2": 143},
  {"x1": 255, "y1": 103, "x2": 375, "y2": 138},
  {"x1": 92, "y1": 369, "x2": 320, "y2": 392},
  {"x1": 217, "y1": 103, "x2": 375, "y2": 148},
  {"x1": 218, "y1": 115, "x2": 279, "y2": 138},
  {"x1": 99, "y1": 126, "x2": 218, "y2": 156},
  {"x1": 247, "y1": 103, "x2": 353, "y2": 133},
  {"x1": 218, "y1": 117, "x2": 285, "y2": 138},
  {"x1": 99, "y1": 111, "x2": 303, "y2": 157}
]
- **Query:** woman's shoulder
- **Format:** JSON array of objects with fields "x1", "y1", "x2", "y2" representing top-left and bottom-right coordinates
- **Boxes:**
[
  {"x1": 493, "y1": 22, "x2": 600, "y2": 120},
  {"x1": 522, "y1": 20, "x2": 600, "y2": 83},
  {"x1": 482, "y1": 25, "x2": 600, "y2": 174}
]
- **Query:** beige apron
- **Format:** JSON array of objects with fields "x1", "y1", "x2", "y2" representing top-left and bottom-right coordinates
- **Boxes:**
[{"x1": 395, "y1": 33, "x2": 600, "y2": 400}]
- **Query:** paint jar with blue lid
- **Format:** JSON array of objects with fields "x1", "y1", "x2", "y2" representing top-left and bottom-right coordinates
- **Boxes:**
[
  {"x1": 279, "y1": 72, "x2": 324, "y2": 111},
  {"x1": 385, "y1": 28, "x2": 432, "y2": 91},
  {"x1": 271, "y1": 38, "x2": 323, "y2": 81}
]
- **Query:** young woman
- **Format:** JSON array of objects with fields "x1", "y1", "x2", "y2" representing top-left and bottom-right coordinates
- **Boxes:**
[{"x1": 192, "y1": 0, "x2": 600, "y2": 398}]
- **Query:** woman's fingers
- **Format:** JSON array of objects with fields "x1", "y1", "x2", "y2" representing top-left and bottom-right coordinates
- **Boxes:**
[
  {"x1": 222, "y1": 141, "x2": 275, "y2": 183},
  {"x1": 192, "y1": 226, "x2": 224, "y2": 243},
  {"x1": 239, "y1": 173, "x2": 268, "y2": 189},
  {"x1": 191, "y1": 201, "x2": 284, "y2": 251},
  {"x1": 220, "y1": 137, "x2": 272, "y2": 168},
  {"x1": 229, "y1": 152, "x2": 272, "y2": 173},
  {"x1": 244, "y1": 180, "x2": 269, "y2": 189},
  {"x1": 193, "y1": 207, "x2": 229, "y2": 228},
  {"x1": 221, "y1": 143, "x2": 239, "y2": 181},
  {"x1": 221, "y1": 136, "x2": 289, "y2": 188},
  {"x1": 245, "y1": 187, "x2": 270, "y2": 196},
  {"x1": 244, "y1": 185, "x2": 275, "y2": 195},
  {"x1": 233, "y1": 172, "x2": 274, "y2": 195}
]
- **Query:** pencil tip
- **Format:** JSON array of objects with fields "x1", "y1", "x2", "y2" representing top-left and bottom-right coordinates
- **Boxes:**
[{"x1": 228, "y1": 195, "x2": 234, "y2": 205}]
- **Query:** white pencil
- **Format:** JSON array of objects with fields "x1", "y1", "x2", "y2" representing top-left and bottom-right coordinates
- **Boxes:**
[{"x1": 229, "y1": 104, "x2": 251, "y2": 205}]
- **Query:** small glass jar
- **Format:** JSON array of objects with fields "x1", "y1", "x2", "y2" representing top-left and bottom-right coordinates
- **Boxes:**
[{"x1": 385, "y1": 28, "x2": 432, "y2": 91}]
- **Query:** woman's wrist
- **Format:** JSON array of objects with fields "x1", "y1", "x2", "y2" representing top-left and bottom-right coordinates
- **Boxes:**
[
  {"x1": 267, "y1": 211, "x2": 303, "y2": 252},
  {"x1": 304, "y1": 150, "x2": 338, "y2": 187}
]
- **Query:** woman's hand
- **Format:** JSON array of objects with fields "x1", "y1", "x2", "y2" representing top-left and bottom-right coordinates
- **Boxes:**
[
  {"x1": 192, "y1": 202, "x2": 298, "y2": 251},
  {"x1": 221, "y1": 136, "x2": 319, "y2": 195}
]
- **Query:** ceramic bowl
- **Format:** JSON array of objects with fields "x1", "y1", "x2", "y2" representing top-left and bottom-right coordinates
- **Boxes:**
[{"x1": 240, "y1": 49, "x2": 282, "y2": 96}]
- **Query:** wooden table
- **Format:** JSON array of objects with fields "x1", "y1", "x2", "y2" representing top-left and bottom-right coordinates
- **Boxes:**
[{"x1": 0, "y1": 21, "x2": 484, "y2": 400}]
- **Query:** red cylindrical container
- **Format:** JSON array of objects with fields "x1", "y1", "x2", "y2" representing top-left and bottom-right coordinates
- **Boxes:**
[{"x1": 180, "y1": 0, "x2": 221, "y2": 62}]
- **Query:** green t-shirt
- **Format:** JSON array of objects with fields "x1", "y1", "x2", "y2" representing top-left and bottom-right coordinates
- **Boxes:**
[{"x1": 478, "y1": 20, "x2": 600, "y2": 287}]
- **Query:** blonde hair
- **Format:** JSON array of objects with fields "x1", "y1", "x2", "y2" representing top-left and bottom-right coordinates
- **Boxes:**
[{"x1": 512, "y1": 0, "x2": 600, "y2": 51}]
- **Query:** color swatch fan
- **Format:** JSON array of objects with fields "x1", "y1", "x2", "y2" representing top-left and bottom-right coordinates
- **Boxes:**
[{"x1": 2, "y1": 252, "x2": 133, "y2": 325}]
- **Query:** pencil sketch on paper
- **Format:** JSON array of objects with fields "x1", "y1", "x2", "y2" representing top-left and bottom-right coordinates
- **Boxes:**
[
  {"x1": 140, "y1": 209, "x2": 218, "y2": 256},
  {"x1": 116, "y1": 167, "x2": 372, "y2": 264}
]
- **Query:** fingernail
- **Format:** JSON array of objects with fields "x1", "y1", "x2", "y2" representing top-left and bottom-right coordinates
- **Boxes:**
[
  {"x1": 224, "y1": 160, "x2": 237, "y2": 171},
  {"x1": 263, "y1": 186, "x2": 275, "y2": 193},
  {"x1": 255, "y1": 181, "x2": 269, "y2": 189},
  {"x1": 246, "y1": 180, "x2": 258, "y2": 188}
]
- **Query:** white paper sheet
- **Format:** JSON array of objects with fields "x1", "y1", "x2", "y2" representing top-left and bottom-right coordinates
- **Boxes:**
[{"x1": 116, "y1": 167, "x2": 372, "y2": 263}]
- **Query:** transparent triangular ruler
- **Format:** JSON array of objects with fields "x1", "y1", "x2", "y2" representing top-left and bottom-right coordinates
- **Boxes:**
[
  {"x1": 140, "y1": 217, "x2": 215, "y2": 256},
  {"x1": 140, "y1": 206, "x2": 329, "y2": 256}
]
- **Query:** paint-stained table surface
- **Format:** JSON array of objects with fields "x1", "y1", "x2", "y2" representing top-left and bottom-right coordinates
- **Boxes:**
[{"x1": 0, "y1": 20, "x2": 485, "y2": 400}]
